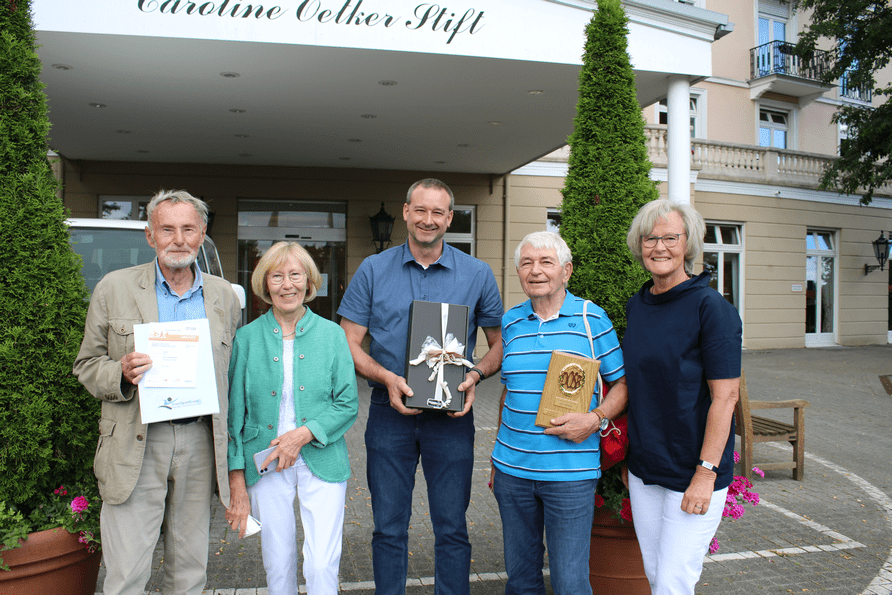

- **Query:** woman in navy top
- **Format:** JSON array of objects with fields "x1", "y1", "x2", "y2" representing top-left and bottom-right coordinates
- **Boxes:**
[{"x1": 623, "y1": 199, "x2": 742, "y2": 595}]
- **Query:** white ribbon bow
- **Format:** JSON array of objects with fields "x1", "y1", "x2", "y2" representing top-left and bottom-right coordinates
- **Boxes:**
[{"x1": 408, "y1": 303, "x2": 473, "y2": 409}]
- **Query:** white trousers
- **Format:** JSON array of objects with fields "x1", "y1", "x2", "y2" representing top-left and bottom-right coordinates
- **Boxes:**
[
  {"x1": 628, "y1": 471, "x2": 727, "y2": 595},
  {"x1": 101, "y1": 421, "x2": 215, "y2": 595},
  {"x1": 247, "y1": 456, "x2": 347, "y2": 595}
]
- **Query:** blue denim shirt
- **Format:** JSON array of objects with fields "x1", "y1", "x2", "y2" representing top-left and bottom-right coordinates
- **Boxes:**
[
  {"x1": 154, "y1": 259, "x2": 206, "y2": 322},
  {"x1": 337, "y1": 242, "x2": 503, "y2": 389}
]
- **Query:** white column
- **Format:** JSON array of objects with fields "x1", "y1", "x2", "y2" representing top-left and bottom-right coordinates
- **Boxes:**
[{"x1": 667, "y1": 75, "x2": 691, "y2": 205}]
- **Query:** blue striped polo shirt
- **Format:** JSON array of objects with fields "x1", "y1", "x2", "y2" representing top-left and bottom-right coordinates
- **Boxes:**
[{"x1": 493, "y1": 291, "x2": 624, "y2": 481}]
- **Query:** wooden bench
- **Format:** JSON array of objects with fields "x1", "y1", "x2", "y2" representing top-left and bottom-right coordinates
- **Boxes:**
[{"x1": 734, "y1": 372, "x2": 809, "y2": 480}]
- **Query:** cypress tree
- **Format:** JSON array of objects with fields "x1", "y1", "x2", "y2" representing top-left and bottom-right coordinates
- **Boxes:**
[
  {"x1": 0, "y1": 0, "x2": 99, "y2": 515},
  {"x1": 560, "y1": 0, "x2": 658, "y2": 340}
]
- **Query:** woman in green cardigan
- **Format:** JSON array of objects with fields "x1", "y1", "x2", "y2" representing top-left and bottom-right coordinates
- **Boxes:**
[{"x1": 225, "y1": 241, "x2": 358, "y2": 595}]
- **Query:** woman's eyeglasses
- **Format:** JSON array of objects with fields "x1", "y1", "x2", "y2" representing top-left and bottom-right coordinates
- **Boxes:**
[
  {"x1": 641, "y1": 232, "x2": 686, "y2": 248},
  {"x1": 268, "y1": 272, "x2": 306, "y2": 285}
]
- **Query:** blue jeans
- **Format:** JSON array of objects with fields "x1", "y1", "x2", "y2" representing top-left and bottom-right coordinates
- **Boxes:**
[
  {"x1": 493, "y1": 467, "x2": 597, "y2": 595},
  {"x1": 365, "y1": 389, "x2": 475, "y2": 595}
]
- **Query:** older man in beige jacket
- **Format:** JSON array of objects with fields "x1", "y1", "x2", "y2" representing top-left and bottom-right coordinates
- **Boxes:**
[{"x1": 74, "y1": 190, "x2": 240, "y2": 595}]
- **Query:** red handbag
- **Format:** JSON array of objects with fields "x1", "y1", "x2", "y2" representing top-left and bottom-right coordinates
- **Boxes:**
[
  {"x1": 582, "y1": 301, "x2": 630, "y2": 470},
  {"x1": 599, "y1": 414, "x2": 628, "y2": 470}
]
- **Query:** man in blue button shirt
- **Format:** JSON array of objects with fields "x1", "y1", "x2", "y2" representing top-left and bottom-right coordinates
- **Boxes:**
[
  {"x1": 339, "y1": 178, "x2": 503, "y2": 595},
  {"x1": 74, "y1": 190, "x2": 241, "y2": 595}
]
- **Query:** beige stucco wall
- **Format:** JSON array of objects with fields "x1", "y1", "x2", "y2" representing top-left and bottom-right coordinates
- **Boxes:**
[{"x1": 692, "y1": 191, "x2": 891, "y2": 349}]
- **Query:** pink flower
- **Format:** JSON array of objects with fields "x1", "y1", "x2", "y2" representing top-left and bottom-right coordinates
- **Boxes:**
[
  {"x1": 54, "y1": 485, "x2": 65, "y2": 495},
  {"x1": 708, "y1": 537, "x2": 720, "y2": 554},
  {"x1": 733, "y1": 451, "x2": 740, "y2": 464},
  {"x1": 70, "y1": 496, "x2": 89, "y2": 514},
  {"x1": 728, "y1": 504, "x2": 745, "y2": 519},
  {"x1": 743, "y1": 491, "x2": 760, "y2": 506},
  {"x1": 595, "y1": 494, "x2": 605, "y2": 508},
  {"x1": 753, "y1": 467, "x2": 765, "y2": 478}
]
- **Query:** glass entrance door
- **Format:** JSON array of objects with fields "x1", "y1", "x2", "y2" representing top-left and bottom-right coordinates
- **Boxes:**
[
  {"x1": 237, "y1": 200, "x2": 347, "y2": 324},
  {"x1": 805, "y1": 230, "x2": 836, "y2": 347}
]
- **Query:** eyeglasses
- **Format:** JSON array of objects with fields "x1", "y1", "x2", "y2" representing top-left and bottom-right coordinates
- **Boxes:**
[
  {"x1": 641, "y1": 232, "x2": 686, "y2": 248},
  {"x1": 268, "y1": 272, "x2": 306, "y2": 285}
]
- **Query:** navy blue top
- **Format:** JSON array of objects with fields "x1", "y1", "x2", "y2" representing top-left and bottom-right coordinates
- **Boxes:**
[
  {"x1": 337, "y1": 242, "x2": 503, "y2": 389},
  {"x1": 623, "y1": 271, "x2": 742, "y2": 492}
]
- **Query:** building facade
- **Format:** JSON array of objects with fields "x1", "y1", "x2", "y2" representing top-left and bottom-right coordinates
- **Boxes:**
[{"x1": 37, "y1": 0, "x2": 891, "y2": 350}]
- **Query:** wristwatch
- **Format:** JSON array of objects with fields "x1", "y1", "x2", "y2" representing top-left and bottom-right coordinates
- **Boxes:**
[
  {"x1": 469, "y1": 367, "x2": 486, "y2": 384},
  {"x1": 593, "y1": 408, "x2": 610, "y2": 432},
  {"x1": 698, "y1": 459, "x2": 718, "y2": 473}
]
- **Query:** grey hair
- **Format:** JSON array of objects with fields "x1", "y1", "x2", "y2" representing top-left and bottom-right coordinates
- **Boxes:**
[
  {"x1": 405, "y1": 178, "x2": 455, "y2": 211},
  {"x1": 514, "y1": 231, "x2": 573, "y2": 268},
  {"x1": 146, "y1": 190, "x2": 209, "y2": 229},
  {"x1": 626, "y1": 199, "x2": 705, "y2": 275}
]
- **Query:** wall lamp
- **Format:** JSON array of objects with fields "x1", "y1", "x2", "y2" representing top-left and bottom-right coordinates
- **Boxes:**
[
  {"x1": 369, "y1": 202, "x2": 395, "y2": 254},
  {"x1": 864, "y1": 231, "x2": 890, "y2": 275}
]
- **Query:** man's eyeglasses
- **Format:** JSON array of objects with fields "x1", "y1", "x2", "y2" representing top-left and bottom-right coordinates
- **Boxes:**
[
  {"x1": 268, "y1": 272, "x2": 306, "y2": 285},
  {"x1": 641, "y1": 232, "x2": 686, "y2": 248}
]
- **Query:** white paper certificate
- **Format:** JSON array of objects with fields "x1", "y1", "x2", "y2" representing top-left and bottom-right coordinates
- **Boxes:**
[
  {"x1": 134, "y1": 319, "x2": 220, "y2": 423},
  {"x1": 142, "y1": 324, "x2": 199, "y2": 388}
]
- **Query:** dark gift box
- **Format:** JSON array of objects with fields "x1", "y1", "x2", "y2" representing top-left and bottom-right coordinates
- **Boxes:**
[{"x1": 404, "y1": 301, "x2": 472, "y2": 412}]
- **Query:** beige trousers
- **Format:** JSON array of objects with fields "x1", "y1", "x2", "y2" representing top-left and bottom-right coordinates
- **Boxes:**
[{"x1": 100, "y1": 420, "x2": 215, "y2": 595}]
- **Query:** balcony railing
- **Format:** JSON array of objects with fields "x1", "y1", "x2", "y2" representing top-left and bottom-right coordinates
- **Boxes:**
[
  {"x1": 749, "y1": 41, "x2": 830, "y2": 82},
  {"x1": 840, "y1": 70, "x2": 872, "y2": 103},
  {"x1": 645, "y1": 125, "x2": 833, "y2": 189}
]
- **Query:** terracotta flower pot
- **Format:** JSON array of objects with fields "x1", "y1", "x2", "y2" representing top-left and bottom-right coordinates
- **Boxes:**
[
  {"x1": 588, "y1": 507, "x2": 650, "y2": 594},
  {"x1": 0, "y1": 527, "x2": 100, "y2": 595}
]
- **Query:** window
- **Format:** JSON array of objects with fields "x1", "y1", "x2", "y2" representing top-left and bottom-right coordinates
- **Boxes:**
[
  {"x1": 838, "y1": 121, "x2": 849, "y2": 156},
  {"x1": 703, "y1": 223, "x2": 743, "y2": 310},
  {"x1": 547, "y1": 209, "x2": 561, "y2": 234},
  {"x1": 805, "y1": 230, "x2": 837, "y2": 346},
  {"x1": 445, "y1": 206, "x2": 475, "y2": 256},
  {"x1": 657, "y1": 92, "x2": 703, "y2": 138},
  {"x1": 759, "y1": 109, "x2": 788, "y2": 148},
  {"x1": 756, "y1": 0, "x2": 790, "y2": 76},
  {"x1": 100, "y1": 196, "x2": 149, "y2": 221}
]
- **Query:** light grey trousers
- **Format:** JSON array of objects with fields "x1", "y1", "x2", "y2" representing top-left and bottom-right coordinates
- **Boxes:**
[{"x1": 100, "y1": 420, "x2": 215, "y2": 595}]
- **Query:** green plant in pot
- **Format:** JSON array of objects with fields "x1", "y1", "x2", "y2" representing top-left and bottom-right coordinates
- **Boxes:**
[{"x1": 0, "y1": 0, "x2": 102, "y2": 581}]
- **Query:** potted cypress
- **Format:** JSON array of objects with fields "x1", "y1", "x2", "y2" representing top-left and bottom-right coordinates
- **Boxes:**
[
  {"x1": 559, "y1": 0, "x2": 657, "y2": 592},
  {"x1": 0, "y1": 0, "x2": 102, "y2": 592}
]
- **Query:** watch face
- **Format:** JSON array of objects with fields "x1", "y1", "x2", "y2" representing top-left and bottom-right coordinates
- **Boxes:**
[{"x1": 598, "y1": 417, "x2": 610, "y2": 432}]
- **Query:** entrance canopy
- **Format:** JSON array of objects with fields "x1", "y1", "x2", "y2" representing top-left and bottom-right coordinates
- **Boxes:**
[{"x1": 33, "y1": 0, "x2": 731, "y2": 174}]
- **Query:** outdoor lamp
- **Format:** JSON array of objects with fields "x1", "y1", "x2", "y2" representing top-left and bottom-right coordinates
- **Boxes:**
[
  {"x1": 369, "y1": 202, "x2": 395, "y2": 254},
  {"x1": 865, "y1": 231, "x2": 890, "y2": 275}
]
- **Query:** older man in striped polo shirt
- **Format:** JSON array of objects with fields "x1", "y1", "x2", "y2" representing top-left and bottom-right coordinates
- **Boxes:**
[{"x1": 491, "y1": 231, "x2": 628, "y2": 595}]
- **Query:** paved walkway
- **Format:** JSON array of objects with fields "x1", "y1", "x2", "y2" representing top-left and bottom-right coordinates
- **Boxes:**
[{"x1": 98, "y1": 345, "x2": 892, "y2": 594}]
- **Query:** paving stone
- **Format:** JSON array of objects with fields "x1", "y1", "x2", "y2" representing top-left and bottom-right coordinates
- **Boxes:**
[{"x1": 94, "y1": 345, "x2": 892, "y2": 595}]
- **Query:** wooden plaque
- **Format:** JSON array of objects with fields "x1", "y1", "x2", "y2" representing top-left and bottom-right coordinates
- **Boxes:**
[{"x1": 535, "y1": 351, "x2": 600, "y2": 428}]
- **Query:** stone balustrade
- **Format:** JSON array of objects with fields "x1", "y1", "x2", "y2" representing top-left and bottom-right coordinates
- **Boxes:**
[{"x1": 645, "y1": 125, "x2": 862, "y2": 190}]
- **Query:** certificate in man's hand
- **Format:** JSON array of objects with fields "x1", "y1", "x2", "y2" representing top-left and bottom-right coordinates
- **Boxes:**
[
  {"x1": 134, "y1": 319, "x2": 220, "y2": 423},
  {"x1": 142, "y1": 325, "x2": 199, "y2": 388}
]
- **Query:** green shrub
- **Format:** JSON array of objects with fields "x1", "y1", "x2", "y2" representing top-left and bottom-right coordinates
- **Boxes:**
[
  {"x1": 560, "y1": 0, "x2": 658, "y2": 341},
  {"x1": 0, "y1": 0, "x2": 100, "y2": 542}
]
